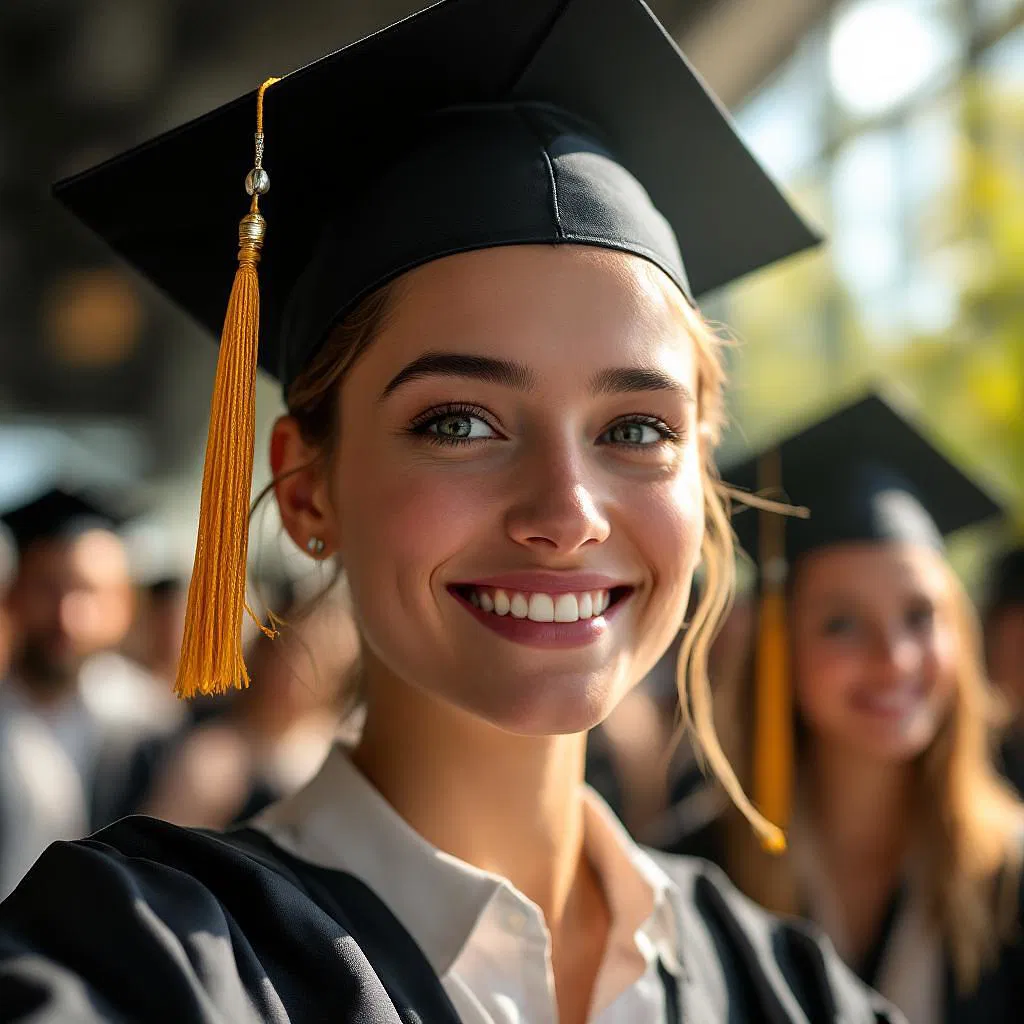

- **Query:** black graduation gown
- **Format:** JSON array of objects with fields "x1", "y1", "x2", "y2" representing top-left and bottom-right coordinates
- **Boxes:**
[
  {"x1": 666, "y1": 820, "x2": 1024, "y2": 1024},
  {"x1": 0, "y1": 815, "x2": 901, "y2": 1023}
]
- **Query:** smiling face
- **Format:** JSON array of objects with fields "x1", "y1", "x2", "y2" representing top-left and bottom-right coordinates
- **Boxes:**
[
  {"x1": 789, "y1": 542, "x2": 959, "y2": 764},
  {"x1": 273, "y1": 244, "x2": 708, "y2": 735}
]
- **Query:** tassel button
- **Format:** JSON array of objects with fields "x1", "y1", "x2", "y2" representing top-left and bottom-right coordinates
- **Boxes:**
[{"x1": 245, "y1": 167, "x2": 270, "y2": 196}]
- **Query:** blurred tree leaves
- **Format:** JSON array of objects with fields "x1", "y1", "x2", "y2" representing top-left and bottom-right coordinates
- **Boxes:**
[{"x1": 720, "y1": 57, "x2": 1024, "y2": 588}]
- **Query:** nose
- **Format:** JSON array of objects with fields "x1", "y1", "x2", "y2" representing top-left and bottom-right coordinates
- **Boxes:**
[
  {"x1": 504, "y1": 440, "x2": 611, "y2": 556},
  {"x1": 872, "y1": 629, "x2": 922, "y2": 684}
]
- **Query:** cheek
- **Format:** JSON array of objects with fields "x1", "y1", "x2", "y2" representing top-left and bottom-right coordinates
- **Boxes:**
[
  {"x1": 632, "y1": 458, "x2": 704, "y2": 573},
  {"x1": 334, "y1": 450, "x2": 496, "y2": 610},
  {"x1": 794, "y1": 636, "x2": 859, "y2": 724},
  {"x1": 926, "y1": 623, "x2": 959, "y2": 702},
  {"x1": 622, "y1": 464, "x2": 705, "y2": 642}
]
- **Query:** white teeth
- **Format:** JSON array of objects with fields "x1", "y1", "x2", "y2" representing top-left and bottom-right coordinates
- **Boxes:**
[
  {"x1": 466, "y1": 587, "x2": 617, "y2": 620},
  {"x1": 554, "y1": 594, "x2": 579, "y2": 622},
  {"x1": 528, "y1": 593, "x2": 555, "y2": 622}
]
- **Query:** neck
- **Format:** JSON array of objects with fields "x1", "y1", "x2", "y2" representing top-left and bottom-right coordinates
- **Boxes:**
[
  {"x1": 806, "y1": 735, "x2": 915, "y2": 868},
  {"x1": 351, "y1": 667, "x2": 590, "y2": 928}
]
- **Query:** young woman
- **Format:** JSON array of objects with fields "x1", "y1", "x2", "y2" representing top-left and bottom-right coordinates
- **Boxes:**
[
  {"x1": 0, "y1": 2, "x2": 902, "y2": 1021},
  {"x1": 668, "y1": 393, "x2": 1024, "y2": 1024}
]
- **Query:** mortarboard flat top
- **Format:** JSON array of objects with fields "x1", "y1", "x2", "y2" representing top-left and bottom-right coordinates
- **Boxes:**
[
  {"x1": 52, "y1": 0, "x2": 818, "y2": 392},
  {"x1": 724, "y1": 392, "x2": 1003, "y2": 565},
  {"x1": 0, "y1": 488, "x2": 127, "y2": 554}
]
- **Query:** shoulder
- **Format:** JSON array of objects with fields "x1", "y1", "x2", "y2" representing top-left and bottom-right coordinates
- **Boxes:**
[
  {"x1": 647, "y1": 850, "x2": 907, "y2": 1024},
  {"x1": 0, "y1": 817, "x2": 459, "y2": 1023}
]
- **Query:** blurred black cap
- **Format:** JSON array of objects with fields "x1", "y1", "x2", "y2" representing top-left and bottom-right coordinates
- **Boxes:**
[
  {"x1": 725, "y1": 392, "x2": 1003, "y2": 566},
  {"x1": 0, "y1": 487, "x2": 130, "y2": 555}
]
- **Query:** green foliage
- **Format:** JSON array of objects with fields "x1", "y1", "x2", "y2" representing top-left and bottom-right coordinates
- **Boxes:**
[{"x1": 720, "y1": 66, "x2": 1024, "y2": 587}]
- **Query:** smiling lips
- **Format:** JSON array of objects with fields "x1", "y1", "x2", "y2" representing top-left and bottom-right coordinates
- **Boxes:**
[{"x1": 450, "y1": 574, "x2": 633, "y2": 648}]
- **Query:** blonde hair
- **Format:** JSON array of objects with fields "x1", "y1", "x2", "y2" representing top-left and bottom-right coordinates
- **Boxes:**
[
  {"x1": 279, "y1": 255, "x2": 763, "y2": 830},
  {"x1": 715, "y1": 553, "x2": 1024, "y2": 992}
]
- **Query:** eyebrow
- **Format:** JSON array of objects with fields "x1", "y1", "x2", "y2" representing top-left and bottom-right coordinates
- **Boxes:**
[
  {"x1": 379, "y1": 353, "x2": 535, "y2": 400},
  {"x1": 379, "y1": 350, "x2": 694, "y2": 402},
  {"x1": 589, "y1": 366, "x2": 694, "y2": 401}
]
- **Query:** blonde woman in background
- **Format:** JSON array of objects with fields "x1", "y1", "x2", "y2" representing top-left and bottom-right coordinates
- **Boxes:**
[{"x1": 668, "y1": 393, "x2": 1024, "y2": 1024}]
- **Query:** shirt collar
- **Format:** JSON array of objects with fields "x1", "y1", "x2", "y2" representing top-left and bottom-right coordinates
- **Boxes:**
[{"x1": 253, "y1": 743, "x2": 679, "y2": 979}]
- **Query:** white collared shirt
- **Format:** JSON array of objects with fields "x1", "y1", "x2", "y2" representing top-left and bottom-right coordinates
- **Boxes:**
[{"x1": 253, "y1": 743, "x2": 681, "y2": 1022}]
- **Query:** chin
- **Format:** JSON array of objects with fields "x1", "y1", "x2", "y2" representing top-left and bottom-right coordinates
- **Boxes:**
[
  {"x1": 843, "y1": 720, "x2": 940, "y2": 765},
  {"x1": 457, "y1": 668, "x2": 622, "y2": 736}
]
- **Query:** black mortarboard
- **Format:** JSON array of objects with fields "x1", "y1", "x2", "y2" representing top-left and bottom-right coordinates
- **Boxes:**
[
  {"x1": 53, "y1": 0, "x2": 817, "y2": 391},
  {"x1": 721, "y1": 391, "x2": 1002, "y2": 854},
  {"x1": 0, "y1": 488, "x2": 126, "y2": 555},
  {"x1": 726, "y1": 391, "x2": 1003, "y2": 567},
  {"x1": 50, "y1": 0, "x2": 818, "y2": 699}
]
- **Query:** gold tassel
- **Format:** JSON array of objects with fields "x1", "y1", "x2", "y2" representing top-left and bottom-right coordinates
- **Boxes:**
[
  {"x1": 174, "y1": 77, "x2": 280, "y2": 699},
  {"x1": 752, "y1": 449, "x2": 792, "y2": 854}
]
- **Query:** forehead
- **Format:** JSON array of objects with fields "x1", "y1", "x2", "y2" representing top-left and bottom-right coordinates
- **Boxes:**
[
  {"x1": 19, "y1": 530, "x2": 127, "y2": 587},
  {"x1": 794, "y1": 542, "x2": 950, "y2": 599},
  {"x1": 363, "y1": 244, "x2": 698, "y2": 384}
]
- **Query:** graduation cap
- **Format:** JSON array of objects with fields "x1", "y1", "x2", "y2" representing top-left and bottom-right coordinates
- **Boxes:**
[
  {"x1": 722, "y1": 391, "x2": 1003, "y2": 852},
  {"x1": 52, "y1": 0, "x2": 819, "y2": 699},
  {"x1": 0, "y1": 487, "x2": 129, "y2": 557}
]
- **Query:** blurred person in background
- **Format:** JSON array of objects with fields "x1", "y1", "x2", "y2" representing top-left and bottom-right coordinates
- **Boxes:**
[
  {"x1": 142, "y1": 593, "x2": 358, "y2": 829},
  {"x1": 0, "y1": 2, "x2": 904, "y2": 1021},
  {"x1": 667, "y1": 393, "x2": 1024, "y2": 1024},
  {"x1": 0, "y1": 488, "x2": 179, "y2": 896},
  {"x1": 131, "y1": 576, "x2": 188, "y2": 690},
  {"x1": 985, "y1": 547, "x2": 1024, "y2": 794}
]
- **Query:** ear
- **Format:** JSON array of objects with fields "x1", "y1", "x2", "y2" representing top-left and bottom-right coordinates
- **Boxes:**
[{"x1": 270, "y1": 416, "x2": 337, "y2": 559}]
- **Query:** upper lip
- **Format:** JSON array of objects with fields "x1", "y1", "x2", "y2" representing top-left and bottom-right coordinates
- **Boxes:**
[{"x1": 452, "y1": 572, "x2": 632, "y2": 594}]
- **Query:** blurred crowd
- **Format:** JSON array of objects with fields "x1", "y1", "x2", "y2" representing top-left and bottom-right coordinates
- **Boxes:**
[{"x1": 0, "y1": 491, "x2": 362, "y2": 899}]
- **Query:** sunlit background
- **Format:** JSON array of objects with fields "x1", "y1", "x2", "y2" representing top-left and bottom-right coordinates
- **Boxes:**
[{"x1": 1, "y1": 0, "x2": 1021, "y2": 591}]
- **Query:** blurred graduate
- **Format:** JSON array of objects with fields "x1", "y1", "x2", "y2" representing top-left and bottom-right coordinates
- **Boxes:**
[
  {"x1": 666, "y1": 392, "x2": 1024, "y2": 1023},
  {"x1": 0, "y1": 488, "x2": 180, "y2": 897}
]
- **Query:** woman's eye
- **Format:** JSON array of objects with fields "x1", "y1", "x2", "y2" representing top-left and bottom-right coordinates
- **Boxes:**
[
  {"x1": 906, "y1": 604, "x2": 935, "y2": 632},
  {"x1": 410, "y1": 407, "x2": 499, "y2": 446},
  {"x1": 600, "y1": 417, "x2": 676, "y2": 447},
  {"x1": 823, "y1": 615, "x2": 857, "y2": 637}
]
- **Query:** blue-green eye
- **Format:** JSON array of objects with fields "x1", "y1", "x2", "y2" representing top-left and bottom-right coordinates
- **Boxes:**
[
  {"x1": 408, "y1": 404, "x2": 501, "y2": 446},
  {"x1": 427, "y1": 413, "x2": 495, "y2": 440},
  {"x1": 600, "y1": 416, "x2": 678, "y2": 447}
]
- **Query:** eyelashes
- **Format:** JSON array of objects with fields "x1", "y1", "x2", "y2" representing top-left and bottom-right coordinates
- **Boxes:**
[
  {"x1": 406, "y1": 403, "x2": 501, "y2": 447},
  {"x1": 405, "y1": 403, "x2": 686, "y2": 450}
]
